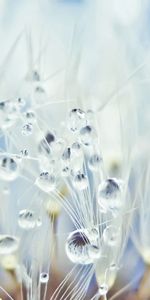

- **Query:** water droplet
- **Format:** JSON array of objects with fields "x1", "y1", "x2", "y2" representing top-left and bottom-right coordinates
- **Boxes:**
[
  {"x1": 98, "y1": 283, "x2": 108, "y2": 296},
  {"x1": 88, "y1": 154, "x2": 102, "y2": 171},
  {"x1": 0, "y1": 100, "x2": 19, "y2": 129},
  {"x1": 98, "y1": 178, "x2": 123, "y2": 212},
  {"x1": 88, "y1": 227, "x2": 99, "y2": 242},
  {"x1": 68, "y1": 108, "x2": 86, "y2": 132},
  {"x1": 20, "y1": 149, "x2": 29, "y2": 157},
  {"x1": 65, "y1": 229, "x2": 93, "y2": 265},
  {"x1": 22, "y1": 123, "x2": 33, "y2": 136},
  {"x1": 25, "y1": 111, "x2": 36, "y2": 123},
  {"x1": 88, "y1": 244, "x2": 101, "y2": 260},
  {"x1": 103, "y1": 225, "x2": 120, "y2": 247},
  {"x1": 73, "y1": 172, "x2": 88, "y2": 190},
  {"x1": 80, "y1": 125, "x2": 97, "y2": 146},
  {"x1": 62, "y1": 166, "x2": 70, "y2": 177},
  {"x1": 0, "y1": 235, "x2": 19, "y2": 255},
  {"x1": 18, "y1": 210, "x2": 39, "y2": 230},
  {"x1": 40, "y1": 272, "x2": 49, "y2": 283},
  {"x1": 32, "y1": 70, "x2": 40, "y2": 81},
  {"x1": 35, "y1": 172, "x2": 56, "y2": 193},
  {"x1": 17, "y1": 98, "x2": 26, "y2": 108},
  {"x1": 62, "y1": 147, "x2": 71, "y2": 161},
  {"x1": 0, "y1": 156, "x2": 18, "y2": 181}
]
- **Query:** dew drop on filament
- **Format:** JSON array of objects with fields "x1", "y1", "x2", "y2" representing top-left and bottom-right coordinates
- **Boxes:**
[
  {"x1": 98, "y1": 178, "x2": 123, "y2": 212},
  {"x1": 73, "y1": 172, "x2": 88, "y2": 190},
  {"x1": 0, "y1": 235, "x2": 19, "y2": 255},
  {"x1": 103, "y1": 225, "x2": 120, "y2": 247},
  {"x1": 68, "y1": 108, "x2": 87, "y2": 132},
  {"x1": 0, "y1": 156, "x2": 18, "y2": 181},
  {"x1": 40, "y1": 272, "x2": 49, "y2": 283},
  {"x1": 18, "y1": 209, "x2": 40, "y2": 230},
  {"x1": 35, "y1": 172, "x2": 56, "y2": 193},
  {"x1": 22, "y1": 123, "x2": 33, "y2": 136},
  {"x1": 65, "y1": 229, "x2": 93, "y2": 265}
]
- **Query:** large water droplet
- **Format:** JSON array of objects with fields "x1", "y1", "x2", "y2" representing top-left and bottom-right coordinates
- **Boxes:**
[
  {"x1": 68, "y1": 108, "x2": 86, "y2": 132},
  {"x1": 0, "y1": 235, "x2": 19, "y2": 255},
  {"x1": 65, "y1": 229, "x2": 93, "y2": 265},
  {"x1": 35, "y1": 172, "x2": 56, "y2": 193},
  {"x1": 18, "y1": 209, "x2": 40, "y2": 230},
  {"x1": 73, "y1": 172, "x2": 88, "y2": 190},
  {"x1": 0, "y1": 156, "x2": 18, "y2": 181},
  {"x1": 98, "y1": 178, "x2": 123, "y2": 212}
]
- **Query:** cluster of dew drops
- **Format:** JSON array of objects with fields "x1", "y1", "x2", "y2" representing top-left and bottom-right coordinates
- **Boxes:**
[{"x1": 0, "y1": 85, "x2": 124, "y2": 293}]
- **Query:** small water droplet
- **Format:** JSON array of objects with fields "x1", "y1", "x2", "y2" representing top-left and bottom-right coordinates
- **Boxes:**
[
  {"x1": 0, "y1": 156, "x2": 18, "y2": 181},
  {"x1": 35, "y1": 172, "x2": 56, "y2": 193},
  {"x1": 22, "y1": 123, "x2": 33, "y2": 136},
  {"x1": 88, "y1": 154, "x2": 102, "y2": 171},
  {"x1": 40, "y1": 272, "x2": 49, "y2": 283},
  {"x1": 20, "y1": 149, "x2": 29, "y2": 157},
  {"x1": 103, "y1": 225, "x2": 120, "y2": 247},
  {"x1": 68, "y1": 108, "x2": 86, "y2": 132},
  {"x1": 98, "y1": 178, "x2": 123, "y2": 212},
  {"x1": 25, "y1": 111, "x2": 36, "y2": 123},
  {"x1": 88, "y1": 244, "x2": 101, "y2": 260},
  {"x1": 80, "y1": 125, "x2": 97, "y2": 146},
  {"x1": 98, "y1": 283, "x2": 108, "y2": 296},
  {"x1": 18, "y1": 209, "x2": 39, "y2": 230},
  {"x1": 73, "y1": 172, "x2": 88, "y2": 190}
]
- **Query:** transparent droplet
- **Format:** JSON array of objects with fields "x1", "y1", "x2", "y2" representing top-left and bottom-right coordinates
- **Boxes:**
[
  {"x1": 71, "y1": 142, "x2": 82, "y2": 156},
  {"x1": 80, "y1": 125, "x2": 97, "y2": 146},
  {"x1": 73, "y1": 172, "x2": 88, "y2": 190},
  {"x1": 62, "y1": 166, "x2": 70, "y2": 177},
  {"x1": 25, "y1": 111, "x2": 36, "y2": 123},
  {"x1": 68, "y1": 108, "x2": 86, "y2": 132},
  {"x1": 0, "y1": 100, "x2": 19, "y2": 129},
  {"x1": 98, "y1": 178, "x2": 123, "y2": 211},
  {"x1": 103, "y1": 225, "x2": 120, "y2": 247},
  {"x1": 98, "y1": 283, "x2": 108, "y2": 296},
  {"x1": 17, "y1": 98, "x2": 26, "y2": 108},
  {"x1": 88, "y1": 244, "x2": 101, "y2": 260},
  {"x1": 35, "y1": 172, "x2": 56, "y2": 193},
  {"x1": 0, "y1": 156, "x2": 18, "y2": 181},
  {"x1": 22, "y1": 123, "x2": 33, "y2": 136},
  {"x1": 88, "y1": 154, "x2": 102, "y2": 171},
  {"x1": 40, "y1": 272, "x2": 49, "y2": 283},
  {"x1": 18, "y1": 210, "x2": 38, "y2": 230},
  {"x1": 65, "y1": 229, "x2": 93, "y2": 265},
  {"x1": 88, "y1": 227, "x2": 99, "y2": 242},
  {"x1": 62, "y1": 147, "x2": 71, "y2": 162},
  {"x1": 20, "y1": 149, "x2": 29, "y2": 157},
  {"x1": 32, "y1": 70, "x2": 40, "y2": 81},
  {"x1": 51, "y1": 138, "x2": 65, "y2": 156},
  {"x1": 0, "y1": 235, "x2": 19, "y2": 255}
]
